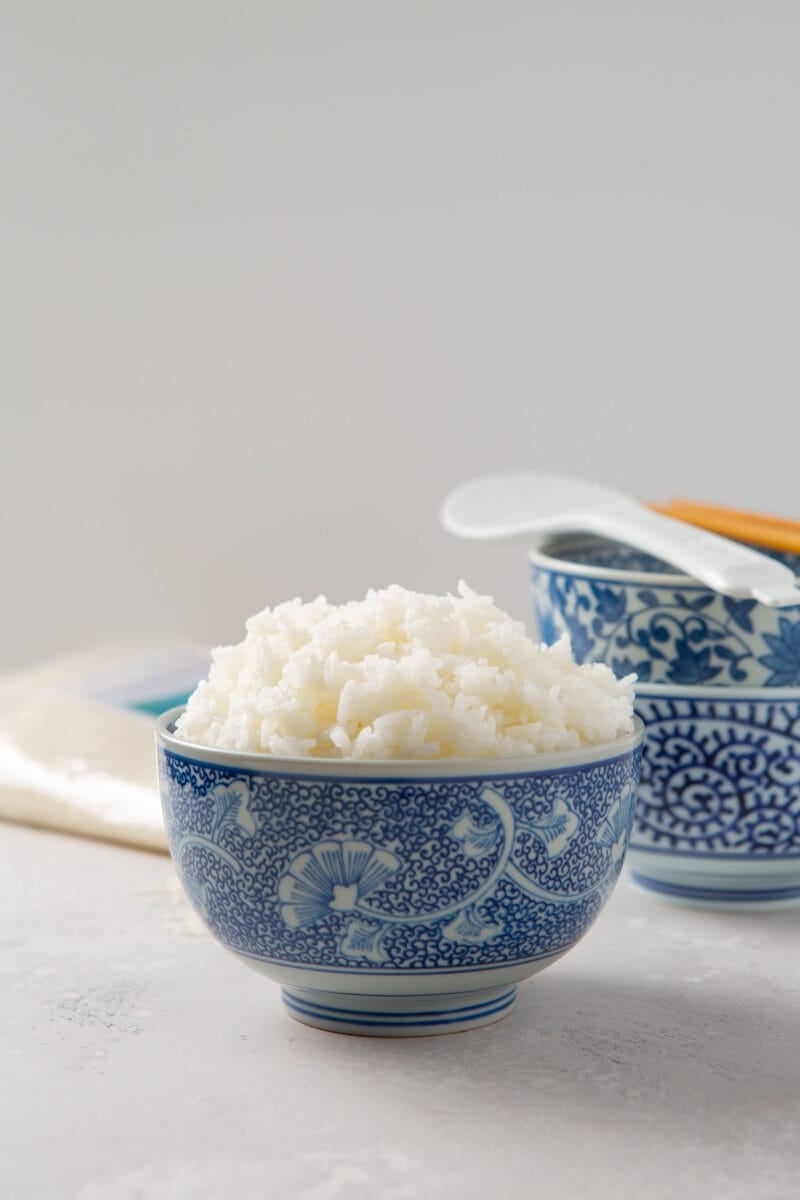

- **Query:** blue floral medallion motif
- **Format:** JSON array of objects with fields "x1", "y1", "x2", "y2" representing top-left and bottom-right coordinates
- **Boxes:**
[
  {"x1": 159, "y1": 747, "x2": 642, "y2": 974},
  {"x1": 279, "y1": 840, "x2": 403, "y2": 929},
  {"x1": 760, "y1": 619, "x2": 800, "y2": 687},
  {"x1": 632, "y1": 694, "x2": 800, "y2": 857},
  {"x1": 530, "y1": 538, "x2": 800, "y2": 687}
]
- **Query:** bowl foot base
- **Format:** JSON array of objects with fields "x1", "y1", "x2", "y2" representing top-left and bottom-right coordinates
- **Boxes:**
[
  {"x1": 282, "y1": 984, "x2": 517, "y2": 1037},
  {"x1": 630, "y1": 870, "x2": 800, "y2": 910}
]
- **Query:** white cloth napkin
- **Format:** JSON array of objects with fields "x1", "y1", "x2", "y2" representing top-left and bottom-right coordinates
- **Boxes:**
[{"x1": 0, "y1": 641, "x2": 210, "y2": 853}]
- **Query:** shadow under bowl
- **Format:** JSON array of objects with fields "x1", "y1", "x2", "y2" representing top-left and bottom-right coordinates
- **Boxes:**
[{"x1": 156, "y1": 710, "x2": 643, "y2": 1036}]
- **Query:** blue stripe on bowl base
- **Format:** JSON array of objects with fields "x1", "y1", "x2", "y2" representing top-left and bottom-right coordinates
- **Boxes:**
[
  {"x1": 631, "y1": 872, "x2": 800, "y2": 908},
  {"x1": 281, "y1": 986, "x2": 518, "y2": 1037}
]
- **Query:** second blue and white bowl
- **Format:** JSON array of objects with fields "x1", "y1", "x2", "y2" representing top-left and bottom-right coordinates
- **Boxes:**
[
  {"x1": 528, "y1": 534, "x2": 800, "y2": 907},
  {"x1": 529, "y1": 534, "x2": 800, "y2": 688}
]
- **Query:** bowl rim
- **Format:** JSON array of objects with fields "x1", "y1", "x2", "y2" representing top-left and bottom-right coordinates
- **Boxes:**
[
  {"x1": 528, "y1": 539, "x2": 713, "y2": 587},
  {"x1": 155, "y1": 707, "x2": 645, "y2": 778},
  {"x1": 634, "y1": 682, "x2": 800, "y2": 700},
  {"x1": 528, "y1": 536, "x2": 800, "y2": 590}
]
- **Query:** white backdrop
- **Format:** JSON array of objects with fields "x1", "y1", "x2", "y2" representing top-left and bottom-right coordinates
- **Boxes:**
[{"x1": 3, "y1": 2, "x2": 798, "y2": 670}]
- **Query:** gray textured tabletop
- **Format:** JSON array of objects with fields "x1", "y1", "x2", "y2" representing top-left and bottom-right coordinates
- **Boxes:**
[{"x1": 2, "y1": 821, "x2": 798, "y2": 1200}]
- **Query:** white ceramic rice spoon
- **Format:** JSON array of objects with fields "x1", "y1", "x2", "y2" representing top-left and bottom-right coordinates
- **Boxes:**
[{"x1": 441, "y1": 471, "x2": 800, "y2": 606}]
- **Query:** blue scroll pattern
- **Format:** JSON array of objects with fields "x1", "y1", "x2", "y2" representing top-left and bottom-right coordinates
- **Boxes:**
[
  {"x1": 531, "y1": 543, "x2": 800, "y2": 687},
  {"x1": 160, "y1": 749, "x2": 641, "y2": 972},
  {"x1": 632, "y1": 695, "x2": 800, "y2": 856}
]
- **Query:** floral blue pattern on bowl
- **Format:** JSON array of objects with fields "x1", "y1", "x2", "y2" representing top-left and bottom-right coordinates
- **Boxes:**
[
  {"x1": 530, "y1": 536, "x2": 800, "y2": 687},
  {"x1": 156, "y1": 710, "x2": 643, "y2": 1036},
  {"x1": 628, "y1": 686, "x2": 800, "y2": 907}
]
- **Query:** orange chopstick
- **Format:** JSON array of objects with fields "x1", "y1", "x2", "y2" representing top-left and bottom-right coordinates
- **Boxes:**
[{"x1": 649, "y1": 499, "x2": 800, "y2": 555}]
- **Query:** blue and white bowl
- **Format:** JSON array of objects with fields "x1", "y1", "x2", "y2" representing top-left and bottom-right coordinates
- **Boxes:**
[
  {"x1": 529, "y1": 535, "x2": 800, "y2": 688},
  {"x1": 156, "y1": 710, "x2": 643, "y2": 1036},
  {"x1": 528, "y1": 535, "x2": 800, "y2": 907},
  {"x1": 629, "y1": 685, "x2": 800, "y2": 907}
]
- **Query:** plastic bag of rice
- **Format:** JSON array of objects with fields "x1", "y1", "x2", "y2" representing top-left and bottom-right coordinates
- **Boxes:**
[{"x1": 175, "y1": 582, "x2": 635, "y2": 759}]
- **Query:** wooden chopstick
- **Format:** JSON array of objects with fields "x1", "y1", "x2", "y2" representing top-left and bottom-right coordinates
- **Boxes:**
[
  {"x1": 649, "y1": 499, "x2": 800, "y2": 555},
  {"x1": 661, "y1": 498, "x2": 800, "y2": 533}
]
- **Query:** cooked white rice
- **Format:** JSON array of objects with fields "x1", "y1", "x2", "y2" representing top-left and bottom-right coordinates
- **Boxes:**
[{"x1": 175, "y1": 583, "x2": 635, "y2": 759}]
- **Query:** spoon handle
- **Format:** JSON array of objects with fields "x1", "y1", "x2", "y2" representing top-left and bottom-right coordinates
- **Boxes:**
[
  {"x1": 441, "y1": 472, "x2": 800, "y2": 607},
  {"x1": 586, "y1": 502, "x2": 800, "y2": 606}
]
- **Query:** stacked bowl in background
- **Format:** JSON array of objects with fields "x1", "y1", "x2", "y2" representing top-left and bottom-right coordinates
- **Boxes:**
[{"x1": 530, "y1": 535, "x2": 800, "y2": 907}]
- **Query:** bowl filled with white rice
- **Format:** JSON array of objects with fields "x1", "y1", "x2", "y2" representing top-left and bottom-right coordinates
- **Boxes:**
[{"x1": 156, "y1": 583, "x2": 643, "y2": 1036}]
